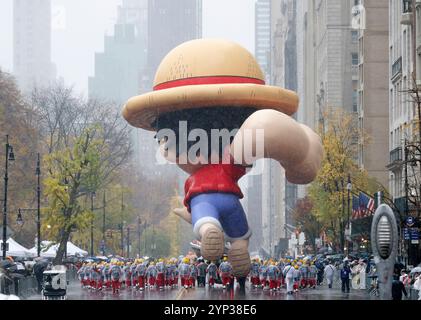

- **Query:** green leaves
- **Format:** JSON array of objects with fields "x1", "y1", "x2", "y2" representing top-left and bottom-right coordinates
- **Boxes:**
[
  {"x1": 42, "y1": 125, "x2": 114, "y2": 243},
  {"x1": 308, "y1": 107, "x2": 379, "y2": 250}
]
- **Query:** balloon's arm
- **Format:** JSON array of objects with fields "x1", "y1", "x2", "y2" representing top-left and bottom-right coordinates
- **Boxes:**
[
  {"x1": 230, "y1": 109, "x2": 323, "y2": 185},
  {"x1": 173, "y1": 196, "x2": 192, "y2": 224}
]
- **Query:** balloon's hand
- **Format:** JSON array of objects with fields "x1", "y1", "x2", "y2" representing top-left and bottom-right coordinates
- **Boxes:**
[{"x1": 173, "y1": 199, "x2": 192, "y2": 224}]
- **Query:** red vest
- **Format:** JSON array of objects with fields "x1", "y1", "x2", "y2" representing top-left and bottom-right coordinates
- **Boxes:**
[{"x1": 184, "y1": 163, "x2": 246, "y2": 211}]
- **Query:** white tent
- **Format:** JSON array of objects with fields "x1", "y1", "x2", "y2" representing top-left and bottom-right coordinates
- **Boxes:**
[
  {"x1": 66, "y1": 242, "x2": 88, "y2": 256},
  {"x1": 0, "y1": 238, "x2": 34, "y2": 257},
  {"x1": 29, "y1": 241, "x2": 88, "y2": 258}
]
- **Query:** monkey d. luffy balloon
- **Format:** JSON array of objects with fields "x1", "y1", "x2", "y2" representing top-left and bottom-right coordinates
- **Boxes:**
[{"x1": 122, "y1": 39, "x2": 323, "y2": 278}]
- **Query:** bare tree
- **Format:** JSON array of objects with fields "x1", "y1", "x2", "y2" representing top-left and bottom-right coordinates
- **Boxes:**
[{"x1": 28, "y1": 83, "x2": 132, "y2": 264}]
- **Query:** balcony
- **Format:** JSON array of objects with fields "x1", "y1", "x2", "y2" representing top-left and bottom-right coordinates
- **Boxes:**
[
  {"x1": 401, "y1": 12, "x2": 413, "y2": 25},
  {"x1": 387, "y1": 147, "x2": 403, "y2": 170}
]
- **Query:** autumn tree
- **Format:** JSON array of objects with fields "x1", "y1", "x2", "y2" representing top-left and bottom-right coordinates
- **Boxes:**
[
  {"x1": 308, "y1": 107, "x2": 384, "y2": 253},
  {"x1": 29, "y1": 83, "x2": 131, "y2": 264},
  {"x1": 291, "y1": 197, "x2": 320, "y2": 253},
  {"x1": 0, "y1": 69, "x2": 40, "y2": 247}
]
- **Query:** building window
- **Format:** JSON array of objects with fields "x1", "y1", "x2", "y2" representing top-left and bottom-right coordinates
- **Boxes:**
[
  {"x1": 403, "y1": 0, "x2": 412, "y2": 13},
  {"x1": 352, "y1": 53, "x2": 359, "y2": 65},
  {"x1": 351, "y1": 30, "x2": 359, "y2": 42},
  {"x1": 352, "y1": 90, "x2": 358, "y2": 112}
]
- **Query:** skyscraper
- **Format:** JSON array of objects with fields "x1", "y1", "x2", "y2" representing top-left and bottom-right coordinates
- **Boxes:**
[
  {"x1": 252, "y1": 0, "x2": 287, "y2": 258},
  {"x1": 13, "y1": 0, "x2": 54, "y2": 93},
  {"x1": 143, "y1": 0, "x2": 202, "y2": 92},
  {"x1": 357, "y1": 0, "x2": 389, "y2": 188},
  {"x1": 255, "y1": 0, "x2": 271, "y2": 84},
  {"x1": 271, "y1": 0, "x2": 298, "y2": 256}
]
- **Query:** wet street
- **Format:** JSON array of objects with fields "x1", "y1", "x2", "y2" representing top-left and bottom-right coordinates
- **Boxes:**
[{"x1": 26, "y1": 281, "x2": 377, "y2": 301}]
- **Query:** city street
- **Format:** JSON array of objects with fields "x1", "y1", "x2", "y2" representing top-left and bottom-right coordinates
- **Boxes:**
[
  {"x1": 1, "y1": 0, "x2": 420, "y2": 305},
  {"x1": 26, "y1": 281, "x2": 376, "y2": 301}
]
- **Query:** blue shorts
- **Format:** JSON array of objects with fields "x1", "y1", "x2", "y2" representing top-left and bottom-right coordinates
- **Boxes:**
[{"x1": 190, "y1": 193, "x2": 251, "y2": 241}]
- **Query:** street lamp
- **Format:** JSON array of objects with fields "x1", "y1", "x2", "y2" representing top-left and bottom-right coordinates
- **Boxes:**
[
  {"x1": 346, "y1": 174, "x2": 352, "y2": 253},
  {"x1": 126, "y1": 225, "x2": 130, "y2": 258},
  {"x1": 2, "y1": 135, "x2": 15, "y2": 259},
  {"x1": 137, "y1": 217, "x2": 142, "y2": 257},
  {"x1": 119, "y1": 221, "x2": 126, "y2": 257},
  {"x1": 15, "y1": 154, "x2": 42, "y2": 257},
  {"x1": 90, "y1": 191, "x2": 96, "y2": 256},
  {"x1": 36, "y1": 153, "x2": 41, "y2": 257}
]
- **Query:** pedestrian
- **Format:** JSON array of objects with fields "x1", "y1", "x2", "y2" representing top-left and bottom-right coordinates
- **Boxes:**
[
  {"x1": 131, "y1": 261, "x2": 138, "y2": 288},
  {"x1": 293, "y1": 265, "x2": 301, "y2": 293},
  {"x1": 33, "y1": 259, "x2": 49, "y2": 293},
  {"x1": 103, "y1": 262, "x2": 111, "y2": 289},
  {"x1": 299, "y1": 261, "x2": 309, "y2": 289},
  {"x1": 267, "y1": 261, "x2": 279, "y2": 292},
  {"x1": 156, "y1": 259, "x2": 166, "y2": 290},
  {"x1": 135, "y1": 259, "x2": 147, "y2": 291},
  {"x1": 249, "y1": 258, "x2": 260, "y2": 288},
  {"x1": 308, "y1": 261, "x2": 318, "y2": 289},
  {"x1": 219, "y1": 257, "x2": 233, "y2": 289},
  {"x1": 196, "y1": 258, "x2": 208, "y2": 287},
  {"x1": 283, "y1": 262, "x2": 294, "y2": 295},
  {"x1": 146, "y1": 261, "x2": 157, "y2": 289},
  {"x1": 340, "y1": 260, "x2": 351, "y2": 293},
  {"x1": 206, "y1": 261, "x2": 218, "y2": 288},
  {"x1": 392, "y1": 274, "x2": 408, "y2": 300},
  {"x1": 83, "y1": 263, "x2": 92, "y2": 289},
  {"x1": 172, "y1": 259, "x2": 179, "y2": 288},
  {"x1": 316, "y1": 260, "x2": 324, "y2": 285},
  {"x1": 276, "y1": 259, "x2": 285, "y2": 289},
  {"x1": 357, "y1": 259, "x2": 367, "y2": 290},
  {"x1": 324, "y1": 260, "x2": 336, "y2": 289},
  {"x1": 96, "y1": 263, "x2": 104, "y2": 290},
  {"x1": 179, "y1": 257, "x2": 191, "y2": 289},
  {"x1": 109, "y1": 261, "x2": 122, "y2": 294},
  {"x1": 165, "y1": 259, "x2": 173, "y2": 288},
  {"x1": 259, "y1": 260, "x2": 268, "y2": 289},
  {"x1": 189, "y1": 260, "x2": 198, "y2": 288}
]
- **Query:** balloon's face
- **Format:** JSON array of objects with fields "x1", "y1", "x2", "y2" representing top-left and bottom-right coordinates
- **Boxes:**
[{"x1": 153, "y1": 106, "x2": 257, "y2": 172}]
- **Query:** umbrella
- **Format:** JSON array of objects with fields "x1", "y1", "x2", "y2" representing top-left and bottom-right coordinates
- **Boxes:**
[
  {"x1": 33, "y1": 260, "x2": 49, "y2": 274},
  {"x1": 0, "y1": 260, "x2": 14, "y2": 269},
  {"x1": 410, "y1": 267, "x2": 421, "y2": 274}
]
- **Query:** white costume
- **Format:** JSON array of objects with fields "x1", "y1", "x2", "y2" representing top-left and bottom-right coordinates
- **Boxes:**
[
  {"x1": 324, "y1": 264, "x2": 336, "y2": 288},
  {"x1": 283, "y1": 265, "x2": 295, "y2": 294},
  {"x1": 357, "y1": 262, "x2": 366, "y2": 290}
]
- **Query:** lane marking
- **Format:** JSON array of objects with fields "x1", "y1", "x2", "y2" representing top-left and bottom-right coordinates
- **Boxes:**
[{"x1": 175, "y1": 287, "x2": 187, "y2": 300}]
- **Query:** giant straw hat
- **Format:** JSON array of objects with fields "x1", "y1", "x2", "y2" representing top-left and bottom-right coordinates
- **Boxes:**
[{"x1": 122, "y1": 38, "x2": 299, "y2": 131}]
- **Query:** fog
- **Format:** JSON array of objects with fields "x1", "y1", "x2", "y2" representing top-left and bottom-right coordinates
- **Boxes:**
[{"x1": 0, "y1": 0, "x2": 255, "y2": 95}]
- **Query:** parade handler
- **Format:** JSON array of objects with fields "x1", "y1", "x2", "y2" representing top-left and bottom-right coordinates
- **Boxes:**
[{"x1": 122, "y1": 39, "x2": 323, "y2": 279}]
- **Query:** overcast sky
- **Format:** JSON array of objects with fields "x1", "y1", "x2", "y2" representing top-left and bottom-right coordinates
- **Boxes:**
[{"x1": 0, "y1": 0, "x2": 255, "y2": 95}]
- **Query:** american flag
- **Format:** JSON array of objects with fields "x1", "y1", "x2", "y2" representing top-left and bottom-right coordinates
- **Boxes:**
[{"x1": 359, "y1": 192, "x2": 375, "y2": 218}]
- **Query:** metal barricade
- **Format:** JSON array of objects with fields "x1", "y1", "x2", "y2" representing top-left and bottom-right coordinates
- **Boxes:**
[
  {"x1": 17, "y1": 276, "x2": 38, "y2": 298},
  {"x1": 0, "y1": 275, "x2": 38, "y2": 298}
]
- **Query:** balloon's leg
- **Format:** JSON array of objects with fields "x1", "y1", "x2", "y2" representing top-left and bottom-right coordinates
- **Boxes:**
[
  {"x1": 228, "y1": 239, "x2": 251, "y2": 277},
  {"x1": 199, "y1": 223, "x2": 224, "y2": 261}
]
